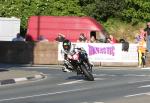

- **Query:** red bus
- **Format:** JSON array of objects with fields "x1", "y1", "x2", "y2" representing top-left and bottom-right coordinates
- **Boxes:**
[{"x1": 26, "y1": 16, "x2": 106, "y2": 42}]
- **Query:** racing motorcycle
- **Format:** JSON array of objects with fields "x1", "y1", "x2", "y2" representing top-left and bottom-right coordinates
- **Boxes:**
[{"x1": 63, "y1": 48, "x2": 94, "y2": 81}]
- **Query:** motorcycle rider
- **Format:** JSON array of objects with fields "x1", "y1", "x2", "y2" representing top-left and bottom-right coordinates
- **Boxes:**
[
  {"x1": 62, "y1": 39, "x2": 93, "y2": 73},
  {"x1": 62, "y1": 39, "x2": 73, "y2": 72}
]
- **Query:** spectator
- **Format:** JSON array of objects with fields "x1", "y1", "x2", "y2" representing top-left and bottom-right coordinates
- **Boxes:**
[
  {"x1": 38, "y1": 35, "x2": 49, "y2": 42},
  {"x1": 140, "y1": 28, "x2": 146, "y2": 38},
  {"x1": 135, "y1": 28, "x2": 146, "y2": 43},
  {"x1": 107, "y1": 35, "x2": 117, "y2": 44},
  {"x1": 12, "y1": 33, "x2": 25, "y2": 41},
  {"x1": 138, "y1": 36, "x2": 147, "y2": 68},
  {"x1": 98, "y1": 33, "x2": 107, "y2": 43},
  {"x1": 119, "y1": 38, "x2": 129, "y2": 52},
  {"x1": 119, "y1": 38, "x2": 125, "y2": 43},
  {"x1": 134, "y1": 34, "x2": 141, "y2": 43},
  {"x1": 90, "y1": 36, "x2": 97, "y2": 43},
  {"x1": 77, "y1": 33, "x2": 88, "y2": 43},
  {"x1": 144, "y1": 22, "x2": 150, "y2": 52},
  {"x1": 55, "y1": 33, "x2": 66, "y2": 42}
]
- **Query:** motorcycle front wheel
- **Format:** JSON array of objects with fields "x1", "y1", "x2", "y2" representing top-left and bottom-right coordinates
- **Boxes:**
[{"x1": 80, "y1": 63, "x2": 94, "y2": 81}]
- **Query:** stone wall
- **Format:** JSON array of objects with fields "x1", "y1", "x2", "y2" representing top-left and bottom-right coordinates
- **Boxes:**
[
  {"x1": 0, "y1": 41, "x2": 58, "y2": 64},
  {"x1": 0, "y1": 41, "x2": 139, "y2": 67},
  {"x1": 33, "y1": 42, "x2": 58, "y2": 64},
  {"x1": 0, "y1": 41, "x2": 34, "y2": 64},
  {"x1": 101, "y1": 62, "x2": 138, "y2": 67}
]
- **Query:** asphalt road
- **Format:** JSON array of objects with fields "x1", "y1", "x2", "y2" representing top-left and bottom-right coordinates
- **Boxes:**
[{"x1": 0, "y1": 66, "x2": 150, "y2": 103}]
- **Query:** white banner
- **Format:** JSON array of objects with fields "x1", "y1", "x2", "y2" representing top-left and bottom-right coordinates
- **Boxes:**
[{"x1": 58, "y1": 43, "x2": 138, "y2": 63}]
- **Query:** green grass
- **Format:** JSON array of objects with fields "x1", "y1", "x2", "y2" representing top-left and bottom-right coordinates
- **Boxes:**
[{"x1": 102, "y1": 18, "x2": 146, "y2": 43}]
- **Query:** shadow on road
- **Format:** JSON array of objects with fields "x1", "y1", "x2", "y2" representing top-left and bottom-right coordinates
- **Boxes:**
[
  {"x1": 67, "y1": 75, "x2": 85, "y2": 80},
  {"x1": 0, "y1": 69, "x2": 9, "y2": 72},
  {"x1": 0, "y1": 63, "x2": 31, "y2": 69}
]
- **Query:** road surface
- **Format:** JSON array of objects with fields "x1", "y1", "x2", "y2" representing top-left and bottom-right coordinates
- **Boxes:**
[{"x1": 0, "y1": 66, "x2": 150, "y2": 103}]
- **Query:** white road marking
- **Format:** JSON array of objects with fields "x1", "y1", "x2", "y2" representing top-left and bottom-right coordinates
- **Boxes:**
[
  {"x1": 14, "y1": 78, "x2": 27, "y2": 82},
  {"x1": 123, "y1": 74, "x2": 148, "y2": 77},
  {"x1": 35, "y1": 74, "x2": 43, "y2": 79},
  {"x1": 0, "y1": 87, "x2": 91, "y2": 102},
  {"x1": 124, "y1": 92, "x2": 150, "y2": 98},
  {"x1": 93, "y1": 74, "x2": 107, "y2": 76},
  {"x1": 128, "y1": 79, "x2": 150, "y2": 84},
  {"x1": 94, "y1": 78, "x2": 105, "y2": 80},
  {"x1": 141, "y1": 67, "x2": 150, "y2": 70},
  {"x1": 93, "y1": 74, "x2": 116, "y2": 77},
  {"x1": 58, "y1": 80, "x2": 83, "y2": 85},
  {"x1": 138, "y1": 85, "x2": 150, "y2": 88},
  {"x1": 58, "y1": 78, "x2": 104, "y2": 85}
]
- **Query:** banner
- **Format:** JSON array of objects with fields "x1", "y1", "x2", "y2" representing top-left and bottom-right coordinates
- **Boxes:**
[{"x1": 58, "y1": 43, "x2": 138, "y2": 62}]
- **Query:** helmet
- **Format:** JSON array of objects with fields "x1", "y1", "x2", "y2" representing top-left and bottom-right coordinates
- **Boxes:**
[{"x1": 62, "y1": 39, "x2": 71, "y2": 52}]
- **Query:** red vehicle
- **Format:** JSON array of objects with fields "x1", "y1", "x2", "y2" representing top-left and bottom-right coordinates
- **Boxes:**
[{"x1": 26, "y1": 16, "x2": 106, "y2": 42}]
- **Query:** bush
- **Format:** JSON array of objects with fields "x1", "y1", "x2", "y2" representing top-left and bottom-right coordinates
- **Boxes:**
[{"x1": 102, "y1": 18, "x2": 146, "y2": 42}]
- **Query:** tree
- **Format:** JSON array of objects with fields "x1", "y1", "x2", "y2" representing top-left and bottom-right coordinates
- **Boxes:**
[
  {"x1": 0, "y1": 0, "x2": 84, "y2": 31},
  {"x1": 79, "y1": 0, "x2": 95, "y2": 6},
  {"x1": 80, "y1": 0, "x2": 126, "y2": 22},
  {"x1": 121, "y1": 0, "x2": 150, "y2": 24}
]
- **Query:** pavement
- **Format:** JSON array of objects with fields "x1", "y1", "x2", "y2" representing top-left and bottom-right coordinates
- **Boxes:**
[{"x1": 0, "y1": 64, "x2": 46, "y2": 85}]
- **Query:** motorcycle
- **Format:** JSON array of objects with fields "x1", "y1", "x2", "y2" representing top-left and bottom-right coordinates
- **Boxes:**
[{"x1": 63, "y1": 48, "x2": 94, "y2": 81}]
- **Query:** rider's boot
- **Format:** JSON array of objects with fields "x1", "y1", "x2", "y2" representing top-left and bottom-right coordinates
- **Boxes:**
[{"x1": 62, "y1": 66, "x2": 71, "y2": 72}]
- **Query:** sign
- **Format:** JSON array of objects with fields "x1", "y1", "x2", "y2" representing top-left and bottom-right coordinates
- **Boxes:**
[{"x1": 58, "y1": 43, "x2": 138, "y2": 63}]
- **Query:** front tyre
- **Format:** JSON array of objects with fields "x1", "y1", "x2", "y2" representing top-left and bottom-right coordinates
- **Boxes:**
[{"x1": 80, "y1": 63, "x2": 94, "y2": 81}]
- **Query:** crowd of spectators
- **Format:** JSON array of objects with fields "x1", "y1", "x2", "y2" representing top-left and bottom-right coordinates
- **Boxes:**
[
  {"x1": 36, "y1": 21, "x2": 150, "y2": 68},
  {"x1": 53, "y1": 22, "x2": 150, "y2": 68},
  {"x1": 135, "y1": 22, "x2": 150, "y2": 67},
  {"x1": 11, "y1": 21, "x2": 150, "y2": 68}
]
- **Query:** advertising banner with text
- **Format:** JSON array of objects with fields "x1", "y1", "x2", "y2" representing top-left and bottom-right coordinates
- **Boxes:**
[{"x1": 58, "y1": 43, "x2": 138, "y2": 63}]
